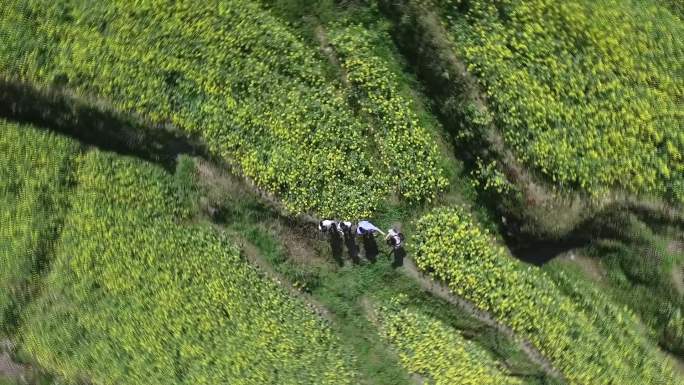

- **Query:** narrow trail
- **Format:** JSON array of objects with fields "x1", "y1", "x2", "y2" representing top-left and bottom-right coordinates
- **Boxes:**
[
  {"x1": 399, "y1": 258, "x2": 565, "y2": 382},
  {"x1": 0, "y1": 339, "x2": 30, "y2": 382},
  {"x1": 195, "y1": 158, "x2": 320, "y2": 227},
  {"x1": 214, "y1": 225, "x2": 333, "y2": 322},
  {"x1": 0, "y1": 75, "x2": 565, "y2": 384},
  {"x1": 0, "y1": 351, "x2": 25, "y2": 380},
  {"x1": 197, "y1": 159, "x2": 561, "y2": 383},
  {"x1": 314, "y1": 24, "x2": 351, "y2": 87}
]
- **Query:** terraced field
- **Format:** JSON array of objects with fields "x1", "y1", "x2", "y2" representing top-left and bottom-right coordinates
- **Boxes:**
[
  {"x1": 1, "y1": 1, "x2": 684, "y2": 385},
  {"x1": 2, "y1": 120, "x2": 358, "y2": 385},
  {"x1": 434, "y1": 0, "x2": 684, "y2": 200},
  {"x1": 0, "y1": 0, "x2": 446, "y2": 218},
  {"x1": 413, "y1": 207, "x2": 681, "y2": 385},
  {"x1": 0, "y1": 121, "x2": 77, "y2": 331}
]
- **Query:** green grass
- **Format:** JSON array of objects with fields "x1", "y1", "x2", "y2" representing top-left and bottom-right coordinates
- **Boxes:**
[
  {"x1": 373, "y1": 296, "x2": 523, "y2": 384},
  {"x1": 412, "y1": 207, "x2": 682, "y2": 385},
  {"x1": 658, "y1": 0, "x2": 684, "y2": 17},
  {"x1": 0, "y1": 0, "x2": 449, "y2": 219},
  {"x1": 265, "y1": 0, "x2": 501, "y2": 235},
  {"x1": 2, "y1": 1, "x2": 681, "y2": 383}
]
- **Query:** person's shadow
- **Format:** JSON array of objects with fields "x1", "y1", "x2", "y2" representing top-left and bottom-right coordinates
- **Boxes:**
[
  {"x1": 390, "y1": 247, "x2": 406, "y2": 268},
  {"x1": 344, "y1": 233, "x2": 361, "y2": 264},
  {"x1": 329, "y1": 231, "x2": 345, "y2": 266},
  {"x1": 361, "y1": 234, "x2": 379, "y2": 263}
]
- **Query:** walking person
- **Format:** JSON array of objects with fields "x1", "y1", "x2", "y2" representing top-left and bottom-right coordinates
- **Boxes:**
[
  {"x1": 320, "y1": 219, "x2": 344, "y2": 266},
  {"x1": 385, "y1": 227, "x2": 406, "y2": 268},
  {"x1": 338, "y1": 221, "x2": 360, "y2": 264},
  {"x1": 318, "y1": 219, "x2": 336, "y2": 234},
  {"x1": 337, "y1": 221, "x2": 354, "y2": 237},
  {"x1": 357, "y1": 220, "x2": 383, "y2": 262},
  {"x1": 356, "y1": 220, "x2": 384, "y2": 237},
  {"x1": 385, "y1": 228, "x2": 404, "y2": 250}
]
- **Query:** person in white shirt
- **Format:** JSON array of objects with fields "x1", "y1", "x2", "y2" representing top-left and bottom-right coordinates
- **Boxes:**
[
  {"x1": 385, "y1": 228, "x2": 404, "y2": 250},
  {"x1": 337, "y1": 221, "x2": 354, "y2": 237},
  {"x1": 319, "y1": 219, "x2": 336, "y2": 234},
  {"x1": 356, "y1": 220, "x2": 384, "y2": 237}
]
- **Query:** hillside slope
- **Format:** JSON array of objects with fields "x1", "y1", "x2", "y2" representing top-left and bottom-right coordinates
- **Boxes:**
[
  {"x1": 0, "y1": 0, "x2": 446, "y2": 218},
  {"x1": 1, "y1": 1, "x2": 684, "y2": 384},
  {"x1": 380, "y1": 0, "x2": 684, "y2": 237},
  {"x1": 1, "y1": 119, "x2": 357, "y2": 385}
]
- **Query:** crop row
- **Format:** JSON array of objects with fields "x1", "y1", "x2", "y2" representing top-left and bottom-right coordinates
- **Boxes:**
[
  {"x1": 434, "y1": 0, "x2": 684, "y2": 200},
  {"x1": 374, "y1": 295, "x2": 519, "y2": 385},
  {"x1": 0, "y1": 0, "x2": 447, "y2": 218},
  {"x1": 18, "y1": 148, "x2": 357, "y2": 384},
  {"x1": 412, "y1": 207, "x2": 682, "y2": 385},
  {"x1": 327, "y1": 24, "x2": 448, "y2": 203},
  {"x1": 0, "y1": 119, "x2": 77, "y2": 329}
]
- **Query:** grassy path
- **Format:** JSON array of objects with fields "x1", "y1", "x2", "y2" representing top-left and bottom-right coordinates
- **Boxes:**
[{"x1": 199, "y1": 159, "x2": 561, "y2": 385}]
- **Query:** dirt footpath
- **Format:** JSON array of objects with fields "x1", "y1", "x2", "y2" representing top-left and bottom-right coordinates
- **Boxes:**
[{"x1": 0, "y1": 339, "x2": 29, "y2": 382}]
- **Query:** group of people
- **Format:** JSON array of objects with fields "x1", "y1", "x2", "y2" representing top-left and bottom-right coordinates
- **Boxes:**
[{"x1": 318, "y1": 219, "x2": 405, "y2": 254}]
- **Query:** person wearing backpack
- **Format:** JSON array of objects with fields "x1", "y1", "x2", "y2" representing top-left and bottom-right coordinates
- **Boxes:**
[
  {"x1": 318, "y1": 219, "x2": 336, "y2": 234},
  {"x1": 385, "y1": 228, "x2": 405, "y2": 250}
]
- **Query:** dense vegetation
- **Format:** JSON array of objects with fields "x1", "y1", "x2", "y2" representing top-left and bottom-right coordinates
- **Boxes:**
[
  {"x1": 0, "y1": 0, "x2": 447, "y2": 218},
  {"x1": 202, "y1": 156, "x2": 559, "y2": 385},
  {"x1": 544, "y1": 212, "x2": 684, "y2": 355},
  {"x1": 412, "y1": 207, "x2": 681, "y2": 385},
  {"x1": 373, "y1": 295, "x2": 519, "y2": 385},
  {"x1": 327, "y1": 23, "x2": 448, "y2": 202},
  {"x1": 0, "y1": 120, "x2": 357, "y2": 384},
  {"x1": 1, "y1": 1, "x2": 684, "y2": 384},
  {"x1": 660, "y1": 0, "x2": 683, "y2": 17},
  {"x1": 0, "y1": 120, "x2": 77, "y2": 333},
  {"x1": 434, "y1": 0, "x2": 684, "y2": 200}
]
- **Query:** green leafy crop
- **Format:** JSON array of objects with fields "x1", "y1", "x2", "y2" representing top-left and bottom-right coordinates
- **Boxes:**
[
  {"x1": 413, "y1": 207, "x2": 682, "y2": 385},
  {"x1": 436, "y1": 0, "x2": 684, "y2": 200}
]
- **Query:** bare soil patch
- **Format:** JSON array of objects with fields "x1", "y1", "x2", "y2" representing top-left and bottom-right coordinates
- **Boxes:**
[
  {"x1": 277, "y1": 224, "x2": 326, "y2": 267},
  {"x1": 194, "y1": 158, "x2": 320, "y2": 225},
  {"x1": 0, "y1": 351, "x2": 25, "y2": 379},
  {"x1": 668, "y1": 240, "x2": 684, "y2": 255},
  {"x1": 195, "y1": 158, "x2": 249, "y2": 197},
  {"x1": 0, "y1": 339, "x2": 29, "y2": 382}
]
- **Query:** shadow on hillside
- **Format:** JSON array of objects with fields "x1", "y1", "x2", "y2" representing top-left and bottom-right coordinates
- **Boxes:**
[
  {"x1": 506, "y1": 235, "x2": 590, "y2": 266},
  {"x1": 502, "y1": 200, "x2": 684, "y2": 265},
  {"x1": 0, "y1": 79, "x2": 205, "y2": 171},
  {"x1": 378, "y1": 1, "x2": 684, "y2": 266}
]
